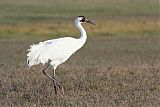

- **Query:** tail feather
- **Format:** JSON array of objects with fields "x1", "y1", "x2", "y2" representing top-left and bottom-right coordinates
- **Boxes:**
[{"x1": 27, "y1": 43, "x2": 48, "y2": 67}]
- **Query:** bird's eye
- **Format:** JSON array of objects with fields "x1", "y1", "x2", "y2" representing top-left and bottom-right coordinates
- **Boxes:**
[{"x1": 80, "y1": 17, "x2": 85, "y2": 22}]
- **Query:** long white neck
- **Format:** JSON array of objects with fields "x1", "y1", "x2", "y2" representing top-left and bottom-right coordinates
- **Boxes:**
[{"x1": 75, "y1": 21, "x2": 87, "y2": 45}]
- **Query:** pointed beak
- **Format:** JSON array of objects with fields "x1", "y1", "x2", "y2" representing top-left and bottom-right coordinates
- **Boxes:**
[{"x1": 86, "y1": 19, "x2": 95, "y2": 25}]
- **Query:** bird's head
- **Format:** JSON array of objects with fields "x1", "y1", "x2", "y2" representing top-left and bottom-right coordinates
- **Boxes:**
[{"x1": 75, "y1": 16, "x2": 95, "y2": 25}]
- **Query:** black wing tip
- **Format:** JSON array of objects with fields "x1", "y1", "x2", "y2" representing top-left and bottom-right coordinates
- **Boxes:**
[{"x1": 27, "y1": 61, "x2": 29, "y2": 64}]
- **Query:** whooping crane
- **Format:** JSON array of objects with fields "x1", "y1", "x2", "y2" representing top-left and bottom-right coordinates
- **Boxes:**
[{"x1": 27, "y1": 16, "x2": 95, "y2": 95}]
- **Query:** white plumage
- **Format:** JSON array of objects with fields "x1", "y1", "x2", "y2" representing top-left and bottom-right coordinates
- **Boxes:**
[
  {"x1": 27, "y1": 16, "x2": 95, "y2": 94},
  {"x1": 27, "y1": 37, "x2": 82, "y2": 69}
]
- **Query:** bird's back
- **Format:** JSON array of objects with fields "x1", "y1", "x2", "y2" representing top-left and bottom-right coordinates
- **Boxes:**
[{"x1": 27, "y1": 37, "x2": 82, "y2": 68}]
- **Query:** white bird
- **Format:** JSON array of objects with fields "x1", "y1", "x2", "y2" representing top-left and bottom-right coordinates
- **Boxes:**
[{"x1": 27, "y1": 16, "x2": 95, "y2": 94}]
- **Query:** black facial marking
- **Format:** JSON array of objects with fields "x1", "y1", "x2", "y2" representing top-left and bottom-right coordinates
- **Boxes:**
[
  {"x1": 78, "y1": 16, "x2": 86, "y2": 22},
  {"x1": 81, "y1": 17, "x2": 86, "y2": 22},
  {"x1": 78, "y1": 15, "x2": 85, "y2": 17}
]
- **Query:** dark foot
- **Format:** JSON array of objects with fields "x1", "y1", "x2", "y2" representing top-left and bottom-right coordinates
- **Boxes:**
[{"x1": 53, "y1": 83, "x2": 57, "y2": 95}]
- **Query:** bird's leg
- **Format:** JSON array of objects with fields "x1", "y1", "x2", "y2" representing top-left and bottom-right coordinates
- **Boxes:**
[
  {"x1": 53, "y1": 69, "x2": 61, "y2": 88},
  {"x1": 42, "y1": 64, "x2": 61, "y2": 87},
  {"x1": 52, "y1": 69, "x2": 57, "y2": 94},
  {"x1": 53, "y1": 69, "x2": 64, "y2": 95}
]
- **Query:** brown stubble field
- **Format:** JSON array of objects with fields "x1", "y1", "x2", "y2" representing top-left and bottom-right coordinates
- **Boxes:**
[
  {"x1": 0, "y1": 0, "x2": 160, "y2": 106},
  {"x1": 0, "y1": 35, "x2": 160, "y2": 107}
]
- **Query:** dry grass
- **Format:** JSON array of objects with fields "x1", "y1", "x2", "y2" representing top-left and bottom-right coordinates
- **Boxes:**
[
  {"x1": 0, "y1": 0, "x2": 159, "y2": 106},
  {"x1": 0, "y1": 35, "x2": 160, "y2": 107},
  {"x1": 0, "y1": 17, "x2": 159, "y2": 39}
]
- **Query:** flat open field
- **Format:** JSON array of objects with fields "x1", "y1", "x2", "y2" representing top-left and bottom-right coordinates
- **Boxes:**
[
  {"x1": 0, "y1": 0, "x2": 160, "y2": 107},
  {"x1": 0, "y1": 35, "x2": 160, "y2": 107}
]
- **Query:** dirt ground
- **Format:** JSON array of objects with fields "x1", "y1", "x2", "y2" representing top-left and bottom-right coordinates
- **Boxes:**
[{"x1": 0, "y1": 35, "x2": 160, "y2": 107}]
